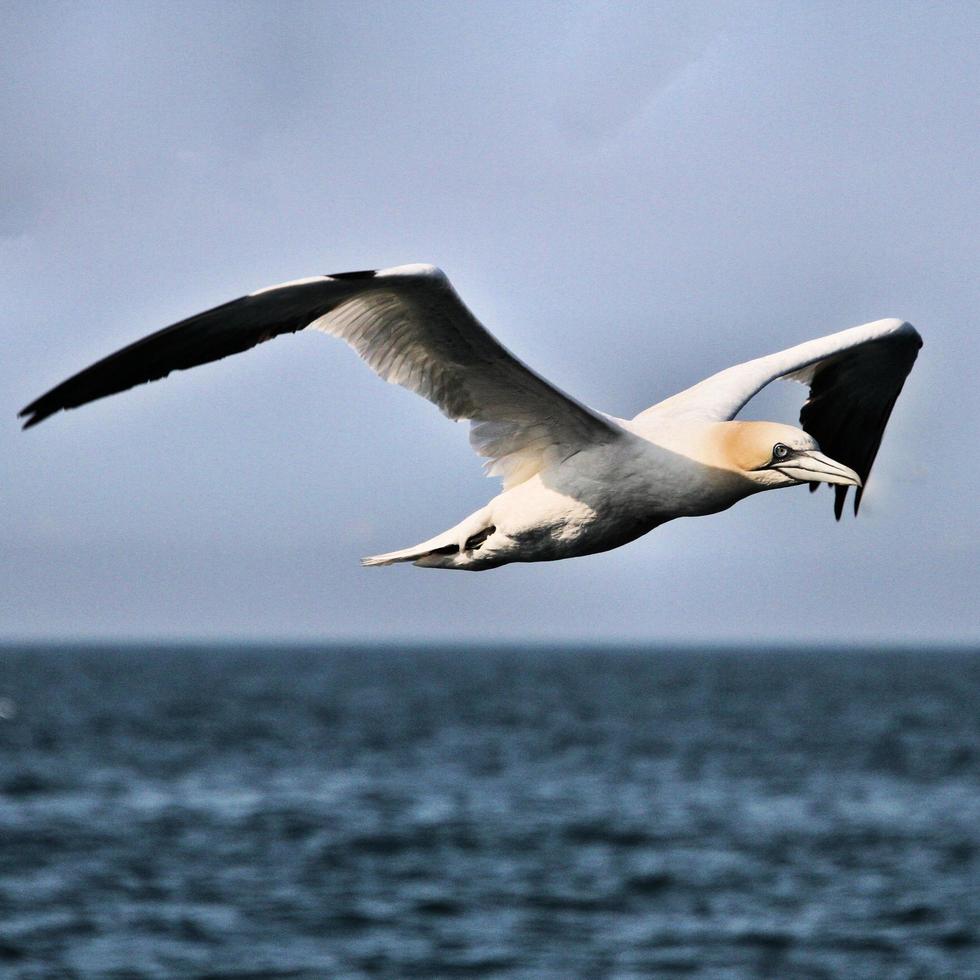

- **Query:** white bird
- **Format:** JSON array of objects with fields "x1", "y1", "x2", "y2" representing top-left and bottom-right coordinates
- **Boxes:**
[{"x1": 20, "y1": 264, "x2": 921, "y2": 571}]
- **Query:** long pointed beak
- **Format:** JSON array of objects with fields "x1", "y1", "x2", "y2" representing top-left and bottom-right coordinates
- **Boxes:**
[{"x1": 772, "y1": 450, "x2": 862, "y2": 487}]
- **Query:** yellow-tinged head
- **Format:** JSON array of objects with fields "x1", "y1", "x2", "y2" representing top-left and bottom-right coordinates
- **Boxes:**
[{"x1": 717, "y1": 421, "x2": 862, "y2": 490}]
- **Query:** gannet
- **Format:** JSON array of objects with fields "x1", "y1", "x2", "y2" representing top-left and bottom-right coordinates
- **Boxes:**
[{"x1": 19, "y1": 264, "x2": 921, "y2": 570}]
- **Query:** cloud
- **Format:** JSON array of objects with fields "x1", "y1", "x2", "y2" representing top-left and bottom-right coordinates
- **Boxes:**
[{"x1": 548, "y1": 3, "x2": 729, "y2": 144}]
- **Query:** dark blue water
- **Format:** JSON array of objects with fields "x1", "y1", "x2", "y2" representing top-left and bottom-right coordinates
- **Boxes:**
[{"x1": 0, "y1": 645, "x2": 978, "y2": 978}]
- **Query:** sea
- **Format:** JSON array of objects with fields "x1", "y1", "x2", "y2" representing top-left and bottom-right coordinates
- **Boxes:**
[{"x1": 0, "y1": 644, "x2": 977, "y2": 979}]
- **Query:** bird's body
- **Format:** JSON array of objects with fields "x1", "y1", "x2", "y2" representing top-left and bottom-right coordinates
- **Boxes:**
[
  {"x1": 375, "y1": 434, "x2": 664, "y2": 570},
  {"x1": 373, "y1": 418, "x2": 844, "y2": 570},
  {"x1": 20, "y1": 264, "x2": 921, "y2": 571}
]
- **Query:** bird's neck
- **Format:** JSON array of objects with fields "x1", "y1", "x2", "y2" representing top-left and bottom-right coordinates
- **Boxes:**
[{"x1": 622, "y1": 419, "x2": 764, "y2": 517}]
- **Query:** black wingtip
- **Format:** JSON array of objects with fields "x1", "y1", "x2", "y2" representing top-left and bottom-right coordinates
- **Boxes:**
[
  {"x1": 18, "y1": 405, "x2": 47, "y2": 430},
  {"x1": 834, "y1": 485, "x2": 847, "y2": 521}
]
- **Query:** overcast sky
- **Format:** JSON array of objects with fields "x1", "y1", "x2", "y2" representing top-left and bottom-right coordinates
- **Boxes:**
[{"x1": 2, "y1": 1, "x2": 977, "y2": 644}]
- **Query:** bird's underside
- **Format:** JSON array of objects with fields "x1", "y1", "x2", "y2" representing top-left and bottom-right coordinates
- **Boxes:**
[{"x1": 19, "y1": 263, "x2": 922, "y2": 570}]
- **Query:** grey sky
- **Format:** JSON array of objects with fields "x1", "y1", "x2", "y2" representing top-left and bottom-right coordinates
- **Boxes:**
[{"x1": 2, "y1": 1, "x2": 977, "y2": 643}]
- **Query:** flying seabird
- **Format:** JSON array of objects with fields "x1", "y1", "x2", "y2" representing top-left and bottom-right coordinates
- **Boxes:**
[{"x1": 19, "y1": 264, "x2": 921, "y2": 570}]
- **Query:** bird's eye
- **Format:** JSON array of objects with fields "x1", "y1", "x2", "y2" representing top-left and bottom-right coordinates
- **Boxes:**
[{"x1": 772, "y1": 443, "x2": 790, "y2": 460}]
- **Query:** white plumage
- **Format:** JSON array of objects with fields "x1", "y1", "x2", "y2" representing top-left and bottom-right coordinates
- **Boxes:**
[{"x1": 19, "y1": 264, "x2": 921, "y2": 570}]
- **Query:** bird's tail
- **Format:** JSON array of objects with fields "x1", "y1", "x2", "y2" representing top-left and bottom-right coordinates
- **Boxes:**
[
  {"x1": 361, "y1": 525, "x2": 465, "y2": 568},
  {"x1": 361, "y1": 540, "x2": 458, "y2": 568},
  {"x1": 361, "y1": 507, "x2": 494, "y2": 569}
]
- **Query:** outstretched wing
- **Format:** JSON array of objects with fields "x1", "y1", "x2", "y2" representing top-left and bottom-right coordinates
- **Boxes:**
[
  {"x1": 636, "y1": 318, "x2": 922, "y2": 518},
  {"x1": 19, "y1": 264, "x2": 620, "y2": 489}
]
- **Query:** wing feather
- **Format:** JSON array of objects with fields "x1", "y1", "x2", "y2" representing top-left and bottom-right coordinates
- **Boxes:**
[
  {"x1": 635, "y1": 318, "x2": 921, "y2": 517},
  {"x1": 19, "y1": 264, "x2": 619, "y2": 489}
]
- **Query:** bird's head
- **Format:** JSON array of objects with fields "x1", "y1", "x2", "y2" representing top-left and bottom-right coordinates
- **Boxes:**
[{"x1": 719, "y1": 421, "x2": 862, "y2": 490}]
